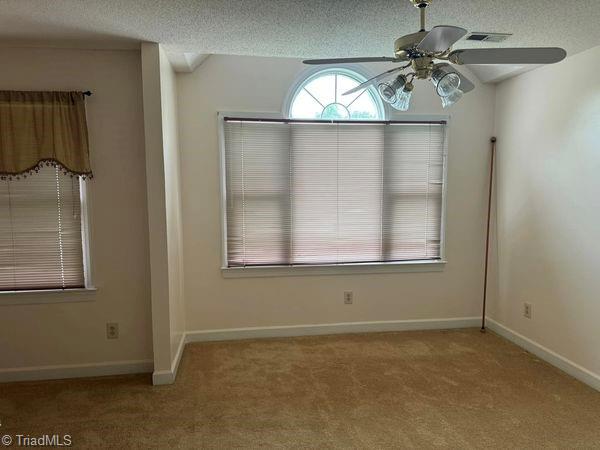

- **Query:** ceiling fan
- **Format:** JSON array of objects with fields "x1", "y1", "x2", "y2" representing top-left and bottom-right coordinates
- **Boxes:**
[{"x1": 303, "y1": 0, "x2": 567, "y2": 110}]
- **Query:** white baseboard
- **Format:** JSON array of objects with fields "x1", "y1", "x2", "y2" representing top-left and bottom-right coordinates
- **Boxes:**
[
  {"x1": 152, "y1": 333, "x2": 186, "y2": 386},
  {"x1": 0, "y1": 359, "x2": 153, "y2": 383},
  {"x1": 185, "y1": 317, "x2": 480, "y2": 344},
  {"x1": 6, "y1": 318, "x2": 598, "y2": 393},
  {"x1": 0, "y1": 318, "x2": 481, "y2": 385},
  {"x1": 486, "y1": 318, "x2": 600, "y2": 392}
]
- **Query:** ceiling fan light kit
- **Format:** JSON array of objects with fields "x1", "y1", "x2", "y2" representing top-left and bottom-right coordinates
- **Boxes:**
[
  {"x1": 391, "y1": 82, "x2": 414, "y2": 111},
  {"x1": 303, "y1": 0, "x2": 567, "y2": 110},
  {"x1": 377, "y1": 74, "x2": 416, "y2": 111},
  {"x1": 378, "y1": 74, "x2": 408, "y2": 104},
  {"x1": 431, "y1": 65, "x2": 461, "y2": 97}
]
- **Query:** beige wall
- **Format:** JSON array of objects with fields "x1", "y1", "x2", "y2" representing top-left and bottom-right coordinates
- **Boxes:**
[
  {"x1": 491, "y1": 45, "x2": 600, "y2": 377},
  {"x1": 2, "y1": 43, "x2": 596, "y2": 386},
  {"x1": 0, "y1": 47, "x2": 152, "y2": 369},
  {"x1": 177, "y1": 55, "x2": 496, "y2": 331}
]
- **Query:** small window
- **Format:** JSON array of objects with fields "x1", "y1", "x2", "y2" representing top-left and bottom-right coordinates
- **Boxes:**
[
  {"x1": 288, "y1": 68, "x2": 385, "y2": 120},
  {"x1": 0, "y1": 166, "x2": 87, "y2": 291}
]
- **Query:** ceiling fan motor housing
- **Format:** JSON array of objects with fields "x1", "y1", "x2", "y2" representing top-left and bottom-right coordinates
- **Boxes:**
[
  {"x1": 411, "y1": 57, "x2": 434, "y2": 79},
  {"x1": 394, "y1": 31, "x2": 428, "y2": 59}
]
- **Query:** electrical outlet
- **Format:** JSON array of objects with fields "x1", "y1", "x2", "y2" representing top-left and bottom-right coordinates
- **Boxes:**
[
  {"x1": 523, "y1": 303, "x2": 532, "y2": 319},
  {"x1": 344, "y1": 291, "x2": 353, "y2": 304},
  {"x1": 106, "y1": 322, "x2": 119, "y2": 339}
]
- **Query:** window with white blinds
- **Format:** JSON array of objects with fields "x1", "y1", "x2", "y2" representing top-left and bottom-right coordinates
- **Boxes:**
[
  {"x1": 222, "y1": 118, "x2": 446, "y2": 267},
  {"x1": 0, "y1": 166, "x2": 86, "y2": 291}
]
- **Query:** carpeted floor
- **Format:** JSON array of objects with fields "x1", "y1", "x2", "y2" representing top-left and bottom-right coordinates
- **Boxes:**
[{"x1": 1, "y1": 329, "x2": 600, "y2": 449}]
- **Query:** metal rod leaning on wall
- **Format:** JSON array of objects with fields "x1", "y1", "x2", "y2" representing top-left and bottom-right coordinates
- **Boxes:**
[{"x1": 481, "y1": 137, "x2": 496, "y2": 332}]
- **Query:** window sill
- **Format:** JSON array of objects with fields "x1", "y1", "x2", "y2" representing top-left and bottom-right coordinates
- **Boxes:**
[
  {"x1": 221, "y1": 260, "x2": 446, "y2": 278},
  {"x1": 0, "y1": 287, "x2": 98, "y2": 306}
]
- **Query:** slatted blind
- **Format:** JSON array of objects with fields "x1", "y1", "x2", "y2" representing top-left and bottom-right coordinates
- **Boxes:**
[
  {"x1": 224, "y1": 119, "x2": 446, "y2": 267},
  {"x1": 0, "y1": 166, "x2": 85, "y2": 290}
]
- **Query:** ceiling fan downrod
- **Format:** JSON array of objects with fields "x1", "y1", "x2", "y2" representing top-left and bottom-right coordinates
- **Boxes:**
[{"x1": 410, "y1": 0, "x2": 431, "y2": 32}]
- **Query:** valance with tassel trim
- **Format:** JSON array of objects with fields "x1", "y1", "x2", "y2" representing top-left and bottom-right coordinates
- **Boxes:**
[{"x1": 0, "y1": 91, "x2": 93, "y2": 180}]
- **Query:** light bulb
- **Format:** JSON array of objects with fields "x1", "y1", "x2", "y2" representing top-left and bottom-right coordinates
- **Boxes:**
[
  {"x1": 441, "y1": 89, "x2": 463, "y2": 108},
  {"x1": 378, "y1": 75, "x2": 407, "y2": 104},
  {"x1": 431, "y1": 66, "x2": 461, "y2": 97},
  {"x1": 391, "y1": 83, "x2": 413, "y2": 111}
]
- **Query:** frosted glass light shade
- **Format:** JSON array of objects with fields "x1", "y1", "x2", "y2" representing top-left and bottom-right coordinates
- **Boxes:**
[
  {"x1": 390, "y1": 87, "x2": 413, "y2": 111},
  {"x1": 431, "y1": 66, "x2": 461, "y2": 97},
  {"x1": 441, "y1": 89, "x2": 463, "y2": 108},
  {"x1": 437, "y1": 73, "x2": 460, "y2": 97},
  {"x1": 378, "y1": 75, "x2": 407, "y2": 104}
]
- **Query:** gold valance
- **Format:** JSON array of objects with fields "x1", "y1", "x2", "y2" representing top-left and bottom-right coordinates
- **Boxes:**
[{"x1": 0, "y1": 91, "x2": 92, "y2": 179}]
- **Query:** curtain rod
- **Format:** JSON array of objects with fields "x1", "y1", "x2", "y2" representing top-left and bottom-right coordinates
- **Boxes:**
[
  {"x1": 223, "y1": 117, "x2": 446, "y2": 125},
  {"x1": 0, "y1": 90, "x2": 92, "y2": 96}
]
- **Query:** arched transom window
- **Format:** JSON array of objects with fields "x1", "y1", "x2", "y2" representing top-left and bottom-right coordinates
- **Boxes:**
[{"x1": 288, "y1": 68, "x2": 385, "y2": 120}]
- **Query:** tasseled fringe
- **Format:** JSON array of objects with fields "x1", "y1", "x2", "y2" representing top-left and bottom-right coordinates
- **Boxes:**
[{"x1": 0, "y1": 159, "x2": 93, "y2": 181}]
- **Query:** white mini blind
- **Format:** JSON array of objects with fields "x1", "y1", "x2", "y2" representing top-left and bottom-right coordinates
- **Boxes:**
[
  {"x1": 223, "y1": 119, "x2": 446, "y2": 267},
  {"x1": 0, "y1": 166, "x2": 85, "y2": 290}
]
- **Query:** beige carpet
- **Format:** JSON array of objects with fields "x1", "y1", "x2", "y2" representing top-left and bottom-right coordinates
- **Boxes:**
[{"x1": 1, "y1": 329, "x2": 600, "y2": 449}]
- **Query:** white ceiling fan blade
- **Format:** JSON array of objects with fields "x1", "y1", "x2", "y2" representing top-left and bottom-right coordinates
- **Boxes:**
[
  {"x1": 455, "y1": 70, "x2": 475, "y2": 93},
  {"x1": 449, "y1": 47, "x2": 567, "y2": 65},
  {"x1": 342, "y1": 67, "x2": 403, "y2": 96},
  {"x1": 418, "y1": 26, "x2": 468, "y2": 53},
  {"x1": 303, "y1": 57, "x2": 402, "y2": 65}
]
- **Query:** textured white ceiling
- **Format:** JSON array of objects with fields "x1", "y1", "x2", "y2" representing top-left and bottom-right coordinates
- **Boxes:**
[{"x1": 1, "y1": 0, "x2": 599, "y2": 61}]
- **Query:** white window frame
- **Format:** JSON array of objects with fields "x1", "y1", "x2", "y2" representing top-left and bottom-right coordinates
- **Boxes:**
[
  {"x1": 0, "y1": 178, "x2": 97, "y2": 305},
  {"x1": 218, "y1": 111, "x2": 449, "y2": 278}
]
